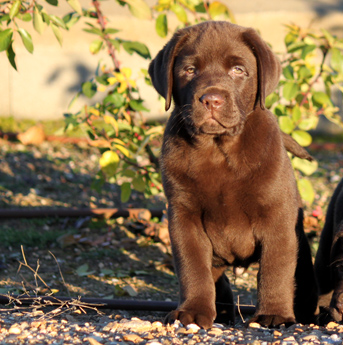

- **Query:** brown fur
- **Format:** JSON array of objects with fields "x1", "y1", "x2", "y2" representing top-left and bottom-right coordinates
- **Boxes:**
[
  {"x1": 315, "y1": 178, "x2": 343, "y2": 322},
  {"x1": 149, "y1": 21, "x2": 317, "y2": 329}
]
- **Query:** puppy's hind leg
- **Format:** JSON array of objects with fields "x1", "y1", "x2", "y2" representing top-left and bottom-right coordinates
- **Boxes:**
[
  {"x1": 330, "y1": 222, "x2": 343, "y2": 321},
  {"x1": 213, "y1": 267, "x2": 235, "y2": 325},
  {"x1": 294, "y1": 208, "x2": 318, "y2": 324}
]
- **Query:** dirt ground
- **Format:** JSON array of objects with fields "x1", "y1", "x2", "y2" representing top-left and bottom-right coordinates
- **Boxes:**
[{"x1": 0, "y1": 135, "x2": 343, "y2": 343}]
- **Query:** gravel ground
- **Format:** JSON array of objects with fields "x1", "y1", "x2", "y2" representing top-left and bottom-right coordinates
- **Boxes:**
[
  {"x1": 0, "y1": 132, "x2": 343, "y2": 344},
  {"x1": 1, "y1": 311, "x2": 343, "y2": 345}
]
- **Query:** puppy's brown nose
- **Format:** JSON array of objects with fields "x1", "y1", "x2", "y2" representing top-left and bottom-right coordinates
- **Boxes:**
[{"x1": 199, "y1": 93, "x2": 224, "y2": 111}]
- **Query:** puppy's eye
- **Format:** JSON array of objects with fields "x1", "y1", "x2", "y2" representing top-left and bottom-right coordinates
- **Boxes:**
[
  {"x1": 232, "y1": 66, "x2": 245, "y2": 75},
  {"x1": 185, "y1": 66, "x2": 196, "y2": 75}
]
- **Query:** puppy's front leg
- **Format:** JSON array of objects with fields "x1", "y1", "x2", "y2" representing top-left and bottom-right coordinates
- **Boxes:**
[
  {"x1": 250, "y1": 226, "x2": 297, "y2": 327},
  {"x1": 165, "y1": 205, "x2": 216, "y2": 329}
]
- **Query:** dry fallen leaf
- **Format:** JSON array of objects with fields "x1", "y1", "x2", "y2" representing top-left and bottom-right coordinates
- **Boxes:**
[{"x1": 17, "y1": 125, "x2": 46, "y2": 145}]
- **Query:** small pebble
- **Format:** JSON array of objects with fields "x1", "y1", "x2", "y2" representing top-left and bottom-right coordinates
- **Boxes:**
[
  {"x1": 186, "y1": 323, "x2": 201, "y2": 333},
  {"x1": 8, "y1": 326, "x2": 21, "y2": 335},
  {"x1": 327, "y1": 322, "x2": 339, "y2": 329},
  {"x1": 122, "y1": 333, "x2": 144, "y2": 343},
  {"x1": 273, "y1": 330, "x2": 282, "y2": 337}
]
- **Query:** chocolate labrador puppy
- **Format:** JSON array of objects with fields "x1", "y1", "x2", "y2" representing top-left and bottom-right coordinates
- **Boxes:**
[
  {"x1": 149, "y1": 21, "x2": 317, "y2": 328},
  {"x1": 315, "y1": 178, "x2": 343, "y2": 322}
]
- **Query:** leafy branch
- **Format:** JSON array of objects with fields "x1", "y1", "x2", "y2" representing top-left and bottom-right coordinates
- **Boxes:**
[{"x1": 1, "y1": 1, "x2": 342, "y2": 204}]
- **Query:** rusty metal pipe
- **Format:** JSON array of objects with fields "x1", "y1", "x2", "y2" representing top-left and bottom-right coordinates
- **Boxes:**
[
  {"x1": 0, "y1": 208, "x2": 164, "y2": 220},
  {"x1": 0, "y1": 294, "x2": 255, "y2": 314}
]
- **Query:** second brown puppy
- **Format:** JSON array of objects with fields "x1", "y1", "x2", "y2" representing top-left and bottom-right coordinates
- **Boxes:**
[{"x1": 149, "y1": 21, "x2": 317, "y2": 329}]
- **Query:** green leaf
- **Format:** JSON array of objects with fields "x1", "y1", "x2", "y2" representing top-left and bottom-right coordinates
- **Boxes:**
[
  {"x1": 292, "y1": 130, "x2": 312, "y2": 147},
  {"x1": 0, "y1": 29, "x2": 13, "y2": 52},
  {"x1": 278, "y1": 116, "x2": 294, "y2": 134},
  {"x1": 104, "y1": 28, "x2": 120, "y2": 34},
  {"x1": 301, "y1": 44, "x2": 316, "y2": 59},
  {"x1": 51, "y1": 24, "x2": 63, "y2": 46},
  {"x1": 124, "y1": 0, "x2": 152, "y2": 20},
  {"x1": 83, "y1": 27, "x2": 103, "y2": 35},
  {"x1": 283, "y1": 65, "x2": 294, "y2": 80},
  {"x1": 283, "y1": 81, "x2": 299, "y2": 101},
  {"x1": 265, "y1": 92, "x2": 278, "y2": 108},
  {"x1": 287, "y1": 41, "x2": 306, "y2": 53},
  {"x1": 121, "y1": 182, "x2": 131, "y2": 203},
  {"x1": 17, "y1": 13, "x2": 32, "y2": 21},
  {"x1": 63, "y1": 13, "x2": 80, "y2": 29},
  {"x1": 297, "y1": 178, "x2": 315, "y2": 204},
  {"x1": 129, "y1": 99, "x2": 149, "y2": 112},
  {"x1": 194, "y1": 2, "x2": 206, "y2": 13},
  {"x1": 322, "y1": 29, "x2": 335, "y2": 47},
  {"x1": 0, "y1": 14, "x2": 10, "y2": 23},
  {"x1": 9, "y1": 0, "x2": 21, "y2": 20},
  {"x1": 331, "y1": 48, "x2": 343, "y2": 74},
  {"x1": 110, "y1": 38, "x2": 121, "y2": 51},
  {"x1": 33, "y1": 6, "x2": 46, "y2": 34},
  {"x1": 90, "y1": 39, "x2": 103, "y2": 54},
  {"x1": 155, "y1": 13, "x2": 168, "y2": 38},
  {"x1": 104, "y1": 93, "x2": 125, "y2": 107},
  {"x1": 101, "y1": 268, "x2": 115, "y2": 276},
  {"x1": 312, "y1": 91, "x2": 332, "y2": 107},
  {"x1": 42, "y1": 12, "x2": 51, "y2": 25},
  {"x1": 45, "y1": 0, "x2": 58, "y2": 5},
  {"x1": 66, "y1": 0, "x2": 83, "y2": 15},
  {"x1": 82, "y1": 81, "x2": 97, "y2": 98},
  {"x1": 122, "y1": 169, "x2": 136, "y2": 178},
  {"x1": 170, "y1": 3, "x2": 188, "y2": 23},
  {"x1": 292, "y1": 157, "x2": 318, "y2": 176},
  {"x1": 96, "y1": 74, "x2": 110, "y2": 85},
  {"x1": 208, "y1": 1, "x2": 228, "y2": 20},
  {"x1": 76, "y1": 264, "x2": 95, "y2": 277},
  {"x1": 292, "y1": 105, "x2": 301, "y2": 123},
  {"x1": 18, "y1": 28, "x2": 33, "y2": 53},
  {"x1": 298, "y1": 116, "x2": 318, "y2": 131},
  {"x1": 273, "y1": 104, "x2": 286, "y2": 116},
  {"x1": 49, "y1": 15, "x2": 67, "y2": 29},
  {"x1": 284, "y1": 32, "x2": 297, "y2": 47},
  {"x1": 132, "y1": 175, "x2": 146, "y2": 192},
  {"x1": 122, "y1": 41, "x2": 151, "y2": 59},
  {"x1": 6, "y1": 42, "x2": 16, "y2": 70},
  {"x1": 298, "y1": 66, "x2": 312, "y2": 80},
  {"x1": 99, "y1": 150, "x2": 120, "y2": 176}
]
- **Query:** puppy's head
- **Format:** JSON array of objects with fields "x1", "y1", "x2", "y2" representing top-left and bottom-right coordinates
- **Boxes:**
[{"x1": 149, "y1": 21, "x2": 281, "y2": 136}]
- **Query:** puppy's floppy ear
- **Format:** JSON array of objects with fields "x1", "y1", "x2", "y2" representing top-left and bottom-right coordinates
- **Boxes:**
[
  {"x1": 148, "y1": 30, "x2": 189, "y2": 111},
  {"x1": 242, "y1": 28, "x2": 281, "y2": 110}
]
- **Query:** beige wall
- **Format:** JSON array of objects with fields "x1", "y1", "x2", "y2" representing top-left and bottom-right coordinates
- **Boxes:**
[{"x1": 1, "y1": 0, "x2": 343, "y2": 127}]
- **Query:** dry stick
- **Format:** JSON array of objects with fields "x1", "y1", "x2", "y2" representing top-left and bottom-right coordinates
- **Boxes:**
[
  {"x1": 92, "y1": 0, "x2": 120, "y2": 70},
  {"x1": 18, "y1": 246, "x2": 51, "y2": 293},
  {"x1": 237, "y1": 295, "x2": 246, "y2": 324},
  {"x1": 49, "y1": 251, "x2": 71, "y2": 298}
]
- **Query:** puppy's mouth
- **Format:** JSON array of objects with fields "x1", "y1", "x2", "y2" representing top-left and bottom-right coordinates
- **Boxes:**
[{"x1": 199, "y1": 115, "x2": 243, "y2": 136}]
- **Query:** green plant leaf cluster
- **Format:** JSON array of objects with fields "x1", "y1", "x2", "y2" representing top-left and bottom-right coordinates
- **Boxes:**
[
  {"x1": 62, "y1": 0, "x2": 236, "y2": 202},
  {"x1": 0, "y1": 0, "x2": 82, "y2": 69},
  {"x1": 154, "y1": 0, "x2": 235, "y2": 37},
  {"x1": 266, "y1": 24, "x2": 343, "y2": 203}
]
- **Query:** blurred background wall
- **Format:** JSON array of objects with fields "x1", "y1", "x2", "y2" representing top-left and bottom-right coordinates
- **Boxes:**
[{"x1": 0, "y1": 0, "x2": 343, "y2": 133}]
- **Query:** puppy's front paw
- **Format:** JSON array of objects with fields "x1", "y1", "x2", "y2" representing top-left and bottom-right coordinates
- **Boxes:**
[
  {"x1": 330, "y1": 291, "x2": 343, "y2": 321},
  {"x1": 247, "y1": 314, "x2": 295, "y2": 328},
  {"x1": 165, "y1": 308, "x2": 215, "y2": 329}
]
